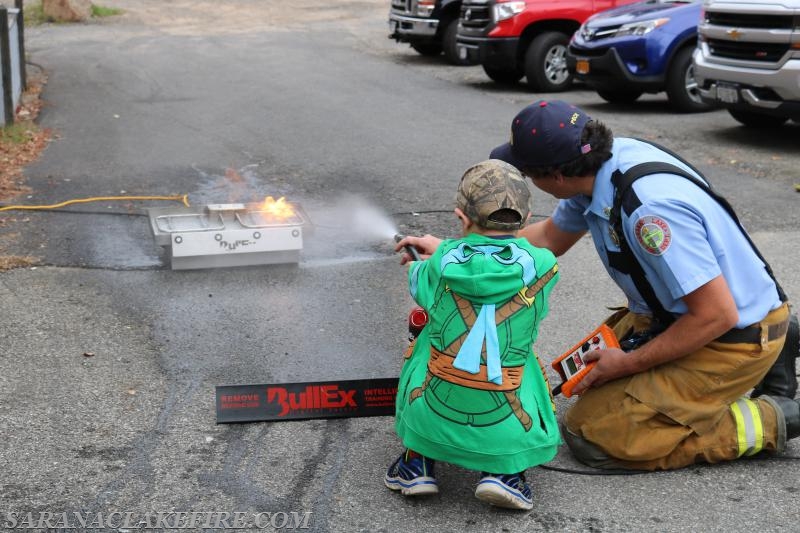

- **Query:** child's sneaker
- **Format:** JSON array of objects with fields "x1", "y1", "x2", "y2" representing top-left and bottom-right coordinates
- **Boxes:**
[
  {"x1": 384, "y1": 453, "x2": 439, "y2": 496},
  {"x1": 474, "y1": 472, "x2": 533, "y2": 510}
]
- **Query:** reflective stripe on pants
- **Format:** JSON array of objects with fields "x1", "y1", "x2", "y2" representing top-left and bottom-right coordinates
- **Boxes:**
[{"x1": 730, "y1": 398, "x2": 765, "y2": 457}]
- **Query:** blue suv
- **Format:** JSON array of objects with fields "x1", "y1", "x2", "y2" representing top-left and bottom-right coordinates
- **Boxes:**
[{"x1": 566, "y1": 0, "x2": 709, "y2": 113}]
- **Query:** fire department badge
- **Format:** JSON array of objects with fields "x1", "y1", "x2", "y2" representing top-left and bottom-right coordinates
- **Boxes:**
[{"x1": 634, "y1": 215, "x2": 671, "y2": 255}]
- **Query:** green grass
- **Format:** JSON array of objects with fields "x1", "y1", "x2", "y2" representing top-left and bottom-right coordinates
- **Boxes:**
[
  {"x1": 22, "y1": 1, "x2": 47, "y2": 26},
  {"x1": 20, "y1": 1, "x2": 123, "y2": 25},
  {"x1": 0, "y1": 121, "x2": 39, "y2": 145},
  {"x1": 91, "y1": 4, "x2": 124, "y2": 17}
]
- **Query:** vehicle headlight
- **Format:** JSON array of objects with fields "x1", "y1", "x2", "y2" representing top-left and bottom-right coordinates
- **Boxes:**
[
  {"x1": 492, "y1": 1, "x2": 525, "y2": 22},
  {"x1": 578, "y1": 21, "x2": 595, "y2": 41},
  {"x1": 613, "y1": 17, "x2": 670, "y2": 37},
  {"x1": 415, "y1": 0, "x2": 435, "y2": 17}
]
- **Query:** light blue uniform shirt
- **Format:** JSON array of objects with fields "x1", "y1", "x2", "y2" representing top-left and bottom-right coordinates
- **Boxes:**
[{"x1": 552, "y1": 138, "x2": 781, "y2": 327}]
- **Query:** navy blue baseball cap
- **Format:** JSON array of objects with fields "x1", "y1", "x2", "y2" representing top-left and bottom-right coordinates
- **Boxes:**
[{"x1": 490, "y1": 100, "x2": 593, "y2": 169}]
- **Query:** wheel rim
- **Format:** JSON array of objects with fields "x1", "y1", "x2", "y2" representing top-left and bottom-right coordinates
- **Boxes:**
[
  {"x1": 684, "y1": 63, "x2": 702, "y2": 104},
  {"x1": 544, "y1": 44, "x2": 569, "y2": 85}
]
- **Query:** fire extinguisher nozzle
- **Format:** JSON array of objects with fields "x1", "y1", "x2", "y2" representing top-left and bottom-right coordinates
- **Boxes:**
[{"x1": 394, "y1": 234, "x2": 421, "y2": 261}]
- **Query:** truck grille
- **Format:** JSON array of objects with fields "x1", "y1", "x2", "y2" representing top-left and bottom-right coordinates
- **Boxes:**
[
  {"x1": 460, "y1": 1, "x2": 491, "y2": 30},
  {"x1": 391, "y1": 0, "x2": 412, "y2": 15},
  {"x1": 705, "y1": 12, "x2": 796, "y2": 29},
  {"x1": 706, "y1": 38, "x2": 790, "y2": 62},
  {"x1": 569, "y1": 45, "x2": 608, "y2": 57},
  {"x1": 579, "y1": 24, "x2": 622, "y2": 42}
]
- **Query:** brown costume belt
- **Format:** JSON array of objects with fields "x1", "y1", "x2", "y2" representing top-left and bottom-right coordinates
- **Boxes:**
[{"x1": 428, "y1": 347, "x2": 523, "y2": 392}]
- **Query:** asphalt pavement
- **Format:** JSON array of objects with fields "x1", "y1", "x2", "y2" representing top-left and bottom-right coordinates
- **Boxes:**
[{"x1": 1, "y1": 1, "x2": 799, "y2": 532}]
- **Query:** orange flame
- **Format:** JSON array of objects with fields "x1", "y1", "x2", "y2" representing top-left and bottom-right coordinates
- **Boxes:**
[{"x1": 260, "y1": 196, "x2": 295, "y2": 219}]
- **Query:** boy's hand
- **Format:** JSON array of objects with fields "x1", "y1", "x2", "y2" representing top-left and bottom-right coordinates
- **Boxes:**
[{"x1": 394, "y1": 234, "x2": 441, "y2": 264}]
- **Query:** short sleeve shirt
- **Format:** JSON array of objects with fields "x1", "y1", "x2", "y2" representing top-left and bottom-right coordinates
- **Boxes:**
[{"x1": 551, "y1": 138, "x2": 780, "y2": 327}]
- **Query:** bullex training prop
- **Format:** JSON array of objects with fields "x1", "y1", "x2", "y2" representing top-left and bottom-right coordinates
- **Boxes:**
[{"x1": 216, "y1": 378, "x2": 399, "y2": 423}]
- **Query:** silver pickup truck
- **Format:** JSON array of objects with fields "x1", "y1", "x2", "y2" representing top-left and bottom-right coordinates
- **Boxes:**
[
  {"x1": 389, "y1": 0, "x2": 471, "y2": 65},
  {"x1": 693, "y1": 0, "x2": 800, "y2": 127}
]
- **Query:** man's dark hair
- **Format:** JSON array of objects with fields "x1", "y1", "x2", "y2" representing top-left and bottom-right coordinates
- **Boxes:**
[{"x1": 523, "y1": 120, "x2": 614, "y2": 179}]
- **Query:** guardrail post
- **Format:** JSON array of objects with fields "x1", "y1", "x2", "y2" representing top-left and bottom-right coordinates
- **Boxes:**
[
  {"x1": 0, "y1": 4, "x2": 14, "y2": 125},
  {"x1": 15, "y1": 0, "x2": 24, "y2": 90}
]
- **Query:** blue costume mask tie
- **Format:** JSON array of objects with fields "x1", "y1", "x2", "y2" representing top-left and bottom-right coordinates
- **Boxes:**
[{"x1": 453, "y1": 303, "x2": 502, "y2": 384}]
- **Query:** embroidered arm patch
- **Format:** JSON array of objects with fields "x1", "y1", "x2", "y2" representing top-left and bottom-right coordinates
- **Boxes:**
[{"x1": 634, "y1": 215, "x2": 672, "y2": 256}]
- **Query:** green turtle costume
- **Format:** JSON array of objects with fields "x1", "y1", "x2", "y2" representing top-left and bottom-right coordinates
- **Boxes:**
[{"x1": 395, "y1": 232, "x2": 561, "y2": 474}]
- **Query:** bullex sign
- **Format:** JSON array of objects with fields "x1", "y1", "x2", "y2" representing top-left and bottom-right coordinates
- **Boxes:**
[{"x1": 216, "y1": 378, "x2": 399, "y2": 423}]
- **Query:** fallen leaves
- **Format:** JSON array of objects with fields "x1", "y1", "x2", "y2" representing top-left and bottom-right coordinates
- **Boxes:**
[
  {"x1": 0, "y1": 255, "x2": 38, "y2": 270},
  {"x1": 0, "y1": 68, "x2": 50, "y2": 202}
]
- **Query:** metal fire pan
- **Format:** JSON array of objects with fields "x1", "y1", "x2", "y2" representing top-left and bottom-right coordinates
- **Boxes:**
[
  {"x1": 146, "y1": 202, "x2": 314, "y2": 269},
  {"x1": 147, "y1": 206, "x2": 223, "y2": 247}
]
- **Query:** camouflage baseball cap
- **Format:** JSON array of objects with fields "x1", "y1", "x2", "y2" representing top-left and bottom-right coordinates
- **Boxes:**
[{"x1": 456, "y1": 159, "x2": 531, "y2": 231}]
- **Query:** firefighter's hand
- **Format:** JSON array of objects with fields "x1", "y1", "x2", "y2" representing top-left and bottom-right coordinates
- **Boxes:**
[
  {"x1": 571, "y1": 348, "x2": 633, "y2": 395},
  {"x1": 395, "y1": 234, "x2": 441, "y2": 265}
]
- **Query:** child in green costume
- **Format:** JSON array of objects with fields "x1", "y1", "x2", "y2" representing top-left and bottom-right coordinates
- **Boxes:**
[{"x1": 385, "y1": 159, "x2": 561, "y2": 510}]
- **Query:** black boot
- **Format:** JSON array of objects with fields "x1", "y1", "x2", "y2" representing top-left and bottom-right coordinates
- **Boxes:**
[
  {"x1": 752, "y1": 313, "x2": 799, "y2": 399},
  {"x1": 763, "y1": 395, "x2": 800, "y2": 444}
]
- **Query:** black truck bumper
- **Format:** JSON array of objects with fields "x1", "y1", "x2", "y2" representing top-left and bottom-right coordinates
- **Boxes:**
[{"x1": 456, "y1": 35, "x2": 520, "y2": 68}]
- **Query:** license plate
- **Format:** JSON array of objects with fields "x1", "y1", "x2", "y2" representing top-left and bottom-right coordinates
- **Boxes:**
[
  {"x1": 458, "y1": 45, "x2": 468, "y2": 60},
  {"x1": 576, "y1": 59, "x2": 590, "y2": 75},
  {"x1": 716, "y1": 83, "x2": 739, "y2": 104}
]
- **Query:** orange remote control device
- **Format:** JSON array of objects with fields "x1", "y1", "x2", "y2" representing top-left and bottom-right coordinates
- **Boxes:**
[{"x1": 551, "y1": 324, "x2": 620, "y2": 398}]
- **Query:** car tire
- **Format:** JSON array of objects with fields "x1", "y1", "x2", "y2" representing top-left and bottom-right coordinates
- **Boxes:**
[
  {"x1": 411, "y1": 42, "x2": 443, "y2": 57},
  {"x1": 666, "y1": 46, "x2": 713, "y2": 113},
  {"x1": 482, "y1": 64, "x2": 524, "y2": 84},
  {"x1": 524, "y1": 32, "x2": 573, "y2": 92},
  {"x1": 596, "y1": 89, "x2": 643, "y2": 104},
  {"x1": 442, "y1": 18, "x2": 472, "y2": 66},
  {"x1": 728, "y1": 109, "x2": 789, "y2": 127}
]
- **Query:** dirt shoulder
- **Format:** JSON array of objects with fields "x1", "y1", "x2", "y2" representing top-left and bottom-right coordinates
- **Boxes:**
[{"x1": 0, "y1": 65, "x2": 50, "y2": 270}]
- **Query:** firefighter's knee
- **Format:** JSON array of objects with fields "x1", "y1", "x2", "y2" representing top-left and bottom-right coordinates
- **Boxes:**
[{"x1": 562, "y1": 425, "x2": 623, "y2": 470}]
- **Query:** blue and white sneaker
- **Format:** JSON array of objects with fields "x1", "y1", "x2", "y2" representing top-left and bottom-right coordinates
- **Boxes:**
[
  {"x1": 474, "y1": 472, "x2": 533, "y2": 510},
  {"x1": 384, "y1": 453, "x2": 439, "y2": 496}
]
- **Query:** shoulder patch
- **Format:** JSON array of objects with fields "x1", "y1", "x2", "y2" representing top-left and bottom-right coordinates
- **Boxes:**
[{"x1": 634, "y1": 215, "x2": 671, "y2": 255}]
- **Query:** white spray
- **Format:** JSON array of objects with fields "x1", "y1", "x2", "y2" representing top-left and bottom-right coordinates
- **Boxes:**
[
  {"x1": 348, "y1": 197, "x2": 399, "y2": 241},
  {"x1": 301, "y1": 194, "x2": 407, "y2": 263}
]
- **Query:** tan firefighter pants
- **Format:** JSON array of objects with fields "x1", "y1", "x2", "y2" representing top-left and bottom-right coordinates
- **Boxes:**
[{"x1": 563, "y1": 303, "x2": 790, "y2": 471}]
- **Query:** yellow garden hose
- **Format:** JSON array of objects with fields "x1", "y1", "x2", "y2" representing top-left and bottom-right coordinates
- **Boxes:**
[{"x1": 0, "y1": 194, "x2": 190, "y2": 212}]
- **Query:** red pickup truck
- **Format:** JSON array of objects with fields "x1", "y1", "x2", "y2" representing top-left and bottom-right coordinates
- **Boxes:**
[{"x1": 456, "y1": 0, "x2": 639, "y2": 91}]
